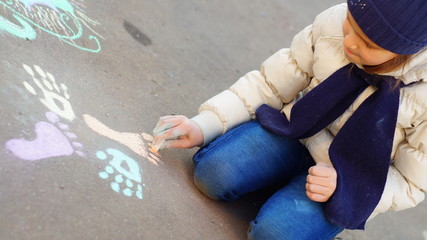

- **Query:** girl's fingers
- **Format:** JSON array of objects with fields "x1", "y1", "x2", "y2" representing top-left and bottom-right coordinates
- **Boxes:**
[
  {"x1": 154, "y1": 125, "x2": 187, "y2": 141},
  {"x1": 152, "y1": 132, "x2": 184, "y2": 150},
  {"x1": 306, "y1": 183, "x2": 335, "y2": 202},
  {"x1": 152, "y1": 116, "x2": 203, "y2": 150},
  {"x1": 305, "y1": 182, "x2": 332, "y2": 195},
  {"x1": 162, "y1": 138, "x2": 191, "y2": 149},
  {"x1": 306, "y1": 191, "x2": 330, "y2": 202},
  {"x1": 153, "y1": 115, "x2": 174, "y2": 130},
  {"x1": 308, "y1": 163, "x2": 337, "y2": 178},
  {"x1": 306, "y1": 163, "x2": 337, "y2": 202},
  {"x1": 153, "y1": 115, "x2": 186, "y2": 135},
  {"x1": 306, "y1": 174, "x2": 335, "y2": 188}
]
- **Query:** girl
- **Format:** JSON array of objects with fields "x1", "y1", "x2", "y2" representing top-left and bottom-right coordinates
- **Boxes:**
[{"x1": 153, "y1": 0, "x2": 427, "y2": 239}]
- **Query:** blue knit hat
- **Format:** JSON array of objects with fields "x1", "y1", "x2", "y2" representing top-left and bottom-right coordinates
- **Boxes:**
[{"x1": 348, "y1": 0, "x2": 427, "y2": 55}]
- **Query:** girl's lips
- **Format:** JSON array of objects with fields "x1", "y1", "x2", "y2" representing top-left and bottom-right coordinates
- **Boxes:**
[{"x1": 345, "y1": 47, "x2": 355, "y2": 55}]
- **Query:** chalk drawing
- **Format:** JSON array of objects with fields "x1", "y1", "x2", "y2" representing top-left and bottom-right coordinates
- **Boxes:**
[
  {"x1": 83, "y1": 114, "x2": 162, "y2": 166},
  {"x1": 0, "y1": 0, "x2": 103, "y2": 52},
  {"x1": 19, "y1": 0, "x2": 75, "y2": 14},
  {"x1": 5, "y1": 111, "x2": 85, "y2": 161},
  {"x1": 96, "y1": 148, "x2": 145, "y2": 199},
  {"x1": 22, "y1": 64, "x2": 75, "y2": 121}
]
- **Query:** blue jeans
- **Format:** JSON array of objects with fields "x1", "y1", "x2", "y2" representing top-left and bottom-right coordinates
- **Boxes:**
[{"x1": 193, "y1": 120, "x2": 343, "y2": 240}]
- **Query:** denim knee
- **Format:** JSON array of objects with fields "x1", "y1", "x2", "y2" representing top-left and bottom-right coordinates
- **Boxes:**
[
  {"x1": 248, "y1": 218, "x2": 343, "y2": 240},
  {"x1": 247, "y1": 217, "x2": 281, "y2": 240},
  {"x1": 192, "y1": 120, "x2": 314, "y2": 202},
  {"x1": 193, "y1": 151, "x2": 240, "y2": 201},
  {"x1": 247, "y1": 175, "x2": 343, "y2": 240}
]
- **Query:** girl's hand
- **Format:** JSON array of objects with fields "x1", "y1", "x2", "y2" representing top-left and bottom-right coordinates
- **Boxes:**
[
  {"x1": 152, "y1": 115, "x2": 204, "y2": 150},
  {"x1": 306, "y1": 162, "x2": 337, "y2": 202}
]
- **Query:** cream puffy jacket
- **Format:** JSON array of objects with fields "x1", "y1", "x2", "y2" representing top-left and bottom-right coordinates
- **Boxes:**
[{"x1": 191, "y1": 3, "x2": 427, "y2": 220}]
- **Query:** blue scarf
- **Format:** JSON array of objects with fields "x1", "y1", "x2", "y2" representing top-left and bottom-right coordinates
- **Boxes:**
[{"x1": 255, "y1": 63, "x2": 401, "y2": 229}]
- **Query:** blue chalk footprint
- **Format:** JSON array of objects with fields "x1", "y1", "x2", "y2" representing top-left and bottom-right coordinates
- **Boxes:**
[{"x1": 96, "y1": 148, "x2": 145, "y2": 199}]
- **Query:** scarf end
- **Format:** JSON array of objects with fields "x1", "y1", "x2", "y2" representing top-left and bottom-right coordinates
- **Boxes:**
[{"x1": 326, "y1": 215, "x2": 367, "y2": 230}]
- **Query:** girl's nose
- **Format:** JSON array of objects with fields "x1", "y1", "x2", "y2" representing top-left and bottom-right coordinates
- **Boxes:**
[{"x1": 344, "y1": 34, "x2": 359, "y2": 50}]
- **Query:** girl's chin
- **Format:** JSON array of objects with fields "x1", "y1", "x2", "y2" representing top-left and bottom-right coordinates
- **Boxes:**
[{"x1": 344, "y1": 52, "x2": 361, "y2": 65}]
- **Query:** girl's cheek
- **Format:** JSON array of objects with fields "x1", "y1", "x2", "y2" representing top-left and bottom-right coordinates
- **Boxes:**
[
  {"x1": 361, "y1": 54, "x2": 384, "y2": 66},
  {"x1": 342, "y1": 21, "x2": 349, "y2": 36}
]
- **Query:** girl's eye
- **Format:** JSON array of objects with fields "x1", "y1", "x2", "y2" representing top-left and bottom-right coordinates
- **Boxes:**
[
  {"x1": 362, "y1": 38, "x2": 378, "y2": 49},
  {"x1": 366, "y1": 42, "x2": 379, "y2": 50}
]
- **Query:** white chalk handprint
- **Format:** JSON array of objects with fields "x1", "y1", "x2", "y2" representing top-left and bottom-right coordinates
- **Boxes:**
[{"x1": 22, "y1": 64, "x2": 75, "y2": 121}]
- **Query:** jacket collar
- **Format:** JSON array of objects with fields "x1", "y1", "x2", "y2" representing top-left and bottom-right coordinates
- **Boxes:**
[{"x1": 380, "y1": 47, "x2": 427, "y2": 85}]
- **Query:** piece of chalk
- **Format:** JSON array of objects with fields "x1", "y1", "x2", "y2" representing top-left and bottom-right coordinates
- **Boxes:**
[{"x1": 150, "y1": 139, "x2": 165, "y2": 153}]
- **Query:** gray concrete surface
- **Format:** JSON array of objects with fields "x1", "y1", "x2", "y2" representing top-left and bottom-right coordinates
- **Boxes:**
[{"x1": 0, "y1": 0, "x2": 426, "y2": 239}]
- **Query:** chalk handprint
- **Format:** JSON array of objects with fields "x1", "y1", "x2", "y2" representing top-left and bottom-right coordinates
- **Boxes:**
[{"x1": 22, "y1": 64, "x2": 75, "y2": 121}]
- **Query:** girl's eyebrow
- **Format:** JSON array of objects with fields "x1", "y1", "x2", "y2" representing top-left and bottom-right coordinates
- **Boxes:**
[{"x1": 347, "y1": 12, "x2": 381, "y2": 49}]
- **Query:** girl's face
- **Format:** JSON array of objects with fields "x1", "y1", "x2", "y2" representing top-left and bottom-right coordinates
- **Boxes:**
[{"x1": 342, "y1": 11, "x2": 398, "y2": 66}]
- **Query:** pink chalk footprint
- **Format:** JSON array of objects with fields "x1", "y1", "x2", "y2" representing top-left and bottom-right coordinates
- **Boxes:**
[{"x1": 5, "y1": 112, "x2": 85, "y2": 161}]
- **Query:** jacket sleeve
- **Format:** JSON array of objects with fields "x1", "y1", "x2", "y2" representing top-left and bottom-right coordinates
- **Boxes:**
[
  {"x1": 191, "y1": 25, "x2": 314, "y2": 145},
  {"x1": 371, "y1": 84, "x2": 427, "y2": 218}
]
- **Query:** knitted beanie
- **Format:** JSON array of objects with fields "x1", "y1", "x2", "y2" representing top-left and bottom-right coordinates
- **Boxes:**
[{"x1": 348, "y1": 0, "x2": 427, "y2": 55}]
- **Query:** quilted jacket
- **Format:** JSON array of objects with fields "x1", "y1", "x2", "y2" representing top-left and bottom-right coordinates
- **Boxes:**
[{"x1": 191, "y1": 3, "x2": 427, "y2": 220}]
